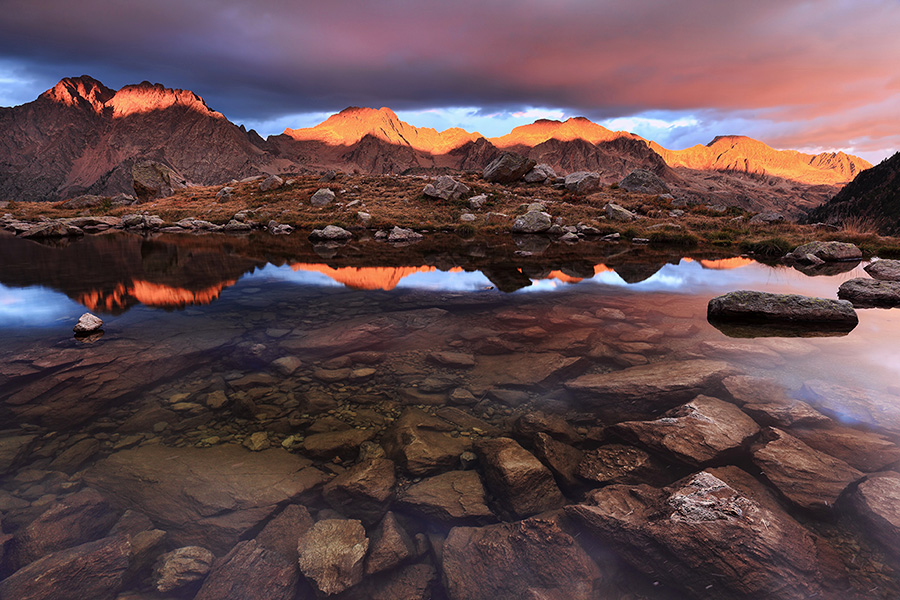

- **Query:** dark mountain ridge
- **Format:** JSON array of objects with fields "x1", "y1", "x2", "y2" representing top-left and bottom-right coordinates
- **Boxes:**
[{"x1": 806, "y1": 152, "x2": 900, "y2": 235}]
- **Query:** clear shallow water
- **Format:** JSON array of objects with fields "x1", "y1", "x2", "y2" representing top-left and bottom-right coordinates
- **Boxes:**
[{"x1": 0, "y1": 231, "x2": 898, "y2": 599}]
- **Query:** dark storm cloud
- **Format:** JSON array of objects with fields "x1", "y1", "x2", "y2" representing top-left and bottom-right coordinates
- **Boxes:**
[{"x1": 1, "y1": 0, "x2": 898, "y2": 155}]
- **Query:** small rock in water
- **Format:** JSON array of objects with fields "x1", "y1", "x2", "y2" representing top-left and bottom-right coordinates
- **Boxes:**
[
  {"x1": 73, "y1": 313, "x2": 103, "y2": 334},
  {"x1": 243, "y1": 432, "x2": 271, "y2": 452}
]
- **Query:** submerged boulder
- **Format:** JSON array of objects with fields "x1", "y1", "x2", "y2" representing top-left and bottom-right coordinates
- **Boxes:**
[
  {"x1": 751, "y1": 428, "x2": 863, "y2": 513},
  {"x1": 567, "y1": 467, "x2": 844, "y2": 600},
  {"x1": 611, "y1": 395, "x2": 760, "y2": 467},
  {"x1": 442, "y1": 517, "x2": 601, "y2": 600},
  {"x1": 851, "y1": 472, "x2": 900, "y2": 558}
]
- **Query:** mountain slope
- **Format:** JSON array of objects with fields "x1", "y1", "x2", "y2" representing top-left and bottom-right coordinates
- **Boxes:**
[
  {"x1": 806, "y1": 152, "x2": 900, "y2": 235},
  {"x1": 651, "y1": 136, "x2": 871, "y2": 186},
  {"x1": 0, "y1": 76, "x2": 271, "y2": 201},
  {"x1": 0, "y1": 75, "x2": 876, "y2": 215}
]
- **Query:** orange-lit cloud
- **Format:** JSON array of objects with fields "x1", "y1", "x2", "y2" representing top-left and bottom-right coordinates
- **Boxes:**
[{"x1": 2, "y1": 1, "x2": 898, "y2": 160}]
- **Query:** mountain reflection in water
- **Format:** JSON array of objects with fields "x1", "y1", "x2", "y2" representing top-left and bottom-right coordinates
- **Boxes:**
[{"x1": 0, "y1": 230, "x2": 898, "y2": 599}]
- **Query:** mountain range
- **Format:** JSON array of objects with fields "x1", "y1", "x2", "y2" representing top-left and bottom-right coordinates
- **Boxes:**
[{"x1": 0, "y1": 75, "x2": 874, "y2": 216}]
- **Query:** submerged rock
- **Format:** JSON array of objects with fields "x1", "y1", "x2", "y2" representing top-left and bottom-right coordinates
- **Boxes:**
[
  {"x1": 567, "y1": 467, "x2": 844, "y2": 600},
  {"x1": 297, "y1": 519, "x2": 368, "y2": 595},
  {"x1": 195, "y1": 540, "x2": 298, "y2": 600},
  {"x1": 85, "y1": 445, "x2": 326, "y2": 552},
  {"x1": 0, "y1": 535, "x2": 131, "y2": 600},
  {"x1": 611, "y1": 395, "x2": 760, "y2": 467},
  {"x1": 442, "y1": 517, "x2": 601, "y2": 600},
  {"x1": 838, "y1": 277, "x2": 900, "y2": 307},
  {"x1": 153, "y1": 546, "x2": 215, "y2": 594},
  {"x1": 566, "y1": 359, "x2": 735, "y2": 418},
  {"x1": 851, "y1": 472, "x2": 900, "y2": 558},
  {"x1": 751, "y1": 427, "x2": 863, "y2": 513},
  {"x1": 397, "y1": 470, "x2": 494, "y2": 524},
  {"x1": 475, "y1": 437, "x2": 565, "y2": 518}
]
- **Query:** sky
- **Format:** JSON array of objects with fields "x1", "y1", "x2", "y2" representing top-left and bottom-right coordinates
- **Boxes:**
[{"x1": 0, "y1": 0, "x2": 898, "y2": 163}]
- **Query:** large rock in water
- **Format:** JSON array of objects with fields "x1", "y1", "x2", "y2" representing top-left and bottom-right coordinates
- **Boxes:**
[
  {"x1": 837, "y1": 277, "x2": 900, "y2": 307},
  {"x1": 567, "y1": 467, "x2": 845, "y2": 600},
  {"x1": 297, "y1": 519, "x2": 368, "y2": 595},
  {"x1": 708, "y1": 290, "x2": 858, "y2": 328},
  {"x1": 398, "y1": 471, "x2": 494, "y2": 525},
  {"x1": 0, "y1": 535, "x2": 131, "y2": 600},
  {"x1": 84, "y1": 445, "x2": 326, "y2": 552},
  {"x1": 475, "y1": 437, "x2": 565, "y2": 518},
  {"x1": 322, "y1": 457, "x2": 396, "y2": 524},
  {"x1": 483, "y1": 152, "x2": 536, "y2": 184},
  {"x1": 618, "y1": 169, "x2": 670, "y2": 194},
  {"x1": 132, "y1": 160, "x2": 187, "y2": 201},
  {"x1": 11, "y1": 488, "x2": 118, "y2": 569},
  {"x1": 396, "y1": 470, "x2": 494, "y2": 524},
  {"x1": 566, "y1": 359, "x2": 735, "y2": 419},
  {"x1": 789, "y1": 240, "x2": 862, "y2": 262},
  {"x1": 751, "y1": 428, "x2": 863, "y2": 513},
  {"x1": 865, "y1": 259, "x2": 900, "y2": 280},
  {"x1": 441, "y1": 517, "x2": 602, "y2": 600},
  {"x1": 850, "y1": 472, "x2": 900, "y2": 558},
  {"x1": 194, "y1": 540, "x2": 298, "y2": 600},
  {"x1": 798, "y1": 379, "x2": 900, "y2": 436},
  {"x1": 611, "y1": 395, "x2": 760, "y2": 467}
]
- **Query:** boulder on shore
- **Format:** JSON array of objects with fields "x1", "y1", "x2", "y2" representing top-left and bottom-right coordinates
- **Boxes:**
[
  {"x1": 483, "y1": 152, "x2": 536, "y2": 184},
  {"x1": 511, "y1": 210, "x2": 552, "y2": 233},
  {"x1": 564, "y1": 171, "x2": 602, "y2": 194},
  {"x1": 789, "y1": 241, "x2": 862, "y2": 262},
  {"x1": 309, "y1": 225, "x2": 353, "y2": 241},
  {"x1": 132, "y1": 161, "x2": 187, "y2": 201},
  {"x1": 618, "y1": 169, "x2": 670, "y2": 195},
  {"x1": 423, "y1": 175, "x2": 471, "y2": 200}
]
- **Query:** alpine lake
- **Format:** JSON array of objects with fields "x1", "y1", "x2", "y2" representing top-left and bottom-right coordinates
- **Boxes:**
[{"x1": 0, "y1": 229, "x2": 898, "y2": 600}]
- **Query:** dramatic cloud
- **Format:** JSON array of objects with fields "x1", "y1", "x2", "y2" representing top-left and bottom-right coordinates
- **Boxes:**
[{"x1": 1, "y1": 0, "x2": 898, "y2": 159}]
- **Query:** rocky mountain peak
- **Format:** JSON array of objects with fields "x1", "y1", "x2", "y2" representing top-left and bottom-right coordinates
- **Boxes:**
[
  {"x1": 491, "y1": 117, "x2": 632, "y2": 148},
  {"x1": 106, "y1": 82, "x2": 219, "y2": 118},
  {"x1": 39, "y1": 76, "x2": 115, "y2": 112}
]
